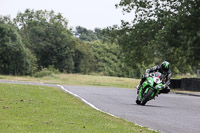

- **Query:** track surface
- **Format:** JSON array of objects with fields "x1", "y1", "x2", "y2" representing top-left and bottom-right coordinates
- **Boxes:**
[
  {"x1": 62, "y1": 85, "x2": 200, "y2": 133},
  {"x1": 1, "y1": 80, "x2": 200, "y2": 133}
]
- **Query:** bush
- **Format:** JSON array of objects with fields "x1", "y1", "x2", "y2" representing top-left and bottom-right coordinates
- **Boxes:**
[{"x1": 33, "y1": 67, "x2": 59, "y2": 77}]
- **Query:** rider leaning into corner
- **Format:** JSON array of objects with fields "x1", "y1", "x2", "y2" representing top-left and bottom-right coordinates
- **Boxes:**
[{"x1": 137, "y1": 61, "x2": 172, "y2": 94}]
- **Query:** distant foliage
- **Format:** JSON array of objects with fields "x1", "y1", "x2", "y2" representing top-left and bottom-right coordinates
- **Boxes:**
[
  {"x1": 74, "y1": 40, "x2": 94, "y2": 74},
  {"x1": 33, "y1": 67, "x2": 59, "y2": 77},
  {"x1": 33, "y1": 68, "x2": 54, "y2": 77},
  {"x1": 1, "y1": 3, "x2": 198, "y2": 78},
  {"x1": 88, "y1": 41, "x2": 135, "y2": 77},
  {"x1": 1, "y1": 9, "x2": 126, "y2": 77},
  {"x1": 115, "y1": 0, "x2": 200, "y2": 75},
  {"x1": 0, "y1": 16, "x2": 36, "y2": 75},
  {"x1": 75, "y1": 26, "x2": 98, "y2": 41},
  {"x1": 14, "y1": 9, "x2": 76, "y2": 73}
]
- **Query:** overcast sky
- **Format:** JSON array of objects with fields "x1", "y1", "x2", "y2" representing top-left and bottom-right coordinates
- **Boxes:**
[{"x1": 0, "y1": 0, "x2": 135, "y2": 30}]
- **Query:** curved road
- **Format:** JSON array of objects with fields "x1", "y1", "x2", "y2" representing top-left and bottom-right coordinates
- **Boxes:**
[{"x1": 1, "y1": 80, "x2": 200, "y2": 133}]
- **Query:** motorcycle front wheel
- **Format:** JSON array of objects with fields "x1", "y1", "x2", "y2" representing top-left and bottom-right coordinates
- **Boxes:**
[{"x1": 141, "y1": 89, "x2": 153, "y2": 105}]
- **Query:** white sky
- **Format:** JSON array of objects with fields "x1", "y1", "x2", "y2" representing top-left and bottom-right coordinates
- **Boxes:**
[{"x1": 0, "y1": 0, "x2": 135, "y2": 30}]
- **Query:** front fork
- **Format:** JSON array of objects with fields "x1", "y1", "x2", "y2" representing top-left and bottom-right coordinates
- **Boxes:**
[{"x1": 138, "y1": 86, "x2": 145, "y2": 101}]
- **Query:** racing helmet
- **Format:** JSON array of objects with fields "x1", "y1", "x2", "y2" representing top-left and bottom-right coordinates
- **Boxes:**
[{"x1": 161, "y1": 61, "x2": 169, "y2": 74}]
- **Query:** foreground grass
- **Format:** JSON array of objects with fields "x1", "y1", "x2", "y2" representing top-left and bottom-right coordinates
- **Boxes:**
[
  {"x1": 0, "y1": 83, "x2": 157, "y2": 133},
  {"x1": 0, "y1": 74, "x2": 140, "y2": 89}
]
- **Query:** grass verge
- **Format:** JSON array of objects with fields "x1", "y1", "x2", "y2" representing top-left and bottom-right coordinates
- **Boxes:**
[
  {"x1": 0, "y1": 83, "x2": 157, "y2": 133},
  {"x1": 0, "y1": 73, "x2": 198, "y2": 89},
  {"x1": 0, "y1": 74, "x2": 140, "y2": 89}
]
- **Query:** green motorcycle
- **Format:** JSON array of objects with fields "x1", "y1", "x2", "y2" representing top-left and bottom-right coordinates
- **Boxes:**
[{"x1": 136, "y1": 72, "x2": 164, "y2": 105}]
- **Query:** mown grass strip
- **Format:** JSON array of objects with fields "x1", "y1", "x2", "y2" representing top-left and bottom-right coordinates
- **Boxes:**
[
  {"x1": 0, "y1": 73, "x2": 197, "y2": 89},
  {"x1": 0, "y1": 83, "x2": 157, "y2": 133},
  {"x1": 0, "y1": 74, "x2": 140, "y2": 89}
]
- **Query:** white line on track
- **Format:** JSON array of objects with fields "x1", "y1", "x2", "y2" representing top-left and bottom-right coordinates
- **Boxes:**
[
  {"x1": 57, "y1": 84, "x2": 118, "y2": 118},
  {"x1": 56, "y1": 84, "x2": 154, "y2": 131}
]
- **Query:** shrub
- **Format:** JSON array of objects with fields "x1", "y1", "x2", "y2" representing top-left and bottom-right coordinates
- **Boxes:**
[{"x1": 33, "y1": 67, "x2": 59, "y2": 77}]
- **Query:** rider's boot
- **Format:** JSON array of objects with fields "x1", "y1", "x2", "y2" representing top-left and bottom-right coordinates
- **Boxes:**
[{"x1": 136, "y1": 79, "x2": 145, "y2": 94}]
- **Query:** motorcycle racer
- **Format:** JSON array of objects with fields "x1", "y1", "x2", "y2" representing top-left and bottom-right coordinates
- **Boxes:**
[{"x1": 137, "y1": 61, "x2": 171, "y2": 94}]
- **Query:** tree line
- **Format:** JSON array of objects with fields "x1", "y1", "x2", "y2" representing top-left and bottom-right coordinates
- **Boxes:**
[
  {"x1": 113, "y1": 0, "x2": 200, "y2": 75},
  {"x1": 0, "y1": 9, "x2": 136, "y2": 77},
  {"x1": 0, "y1": 0, "x2": 199, "y2": 78}
]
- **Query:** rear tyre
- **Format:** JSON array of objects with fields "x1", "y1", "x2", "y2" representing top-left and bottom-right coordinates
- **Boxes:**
[{"x1": 141, "y1": 89, "x2": 153, "y2": 105}]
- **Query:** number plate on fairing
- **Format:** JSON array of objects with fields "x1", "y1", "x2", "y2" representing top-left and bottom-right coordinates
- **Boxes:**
[{"x1": 153, "y1": 77, "x2": 161, "y2": 84}]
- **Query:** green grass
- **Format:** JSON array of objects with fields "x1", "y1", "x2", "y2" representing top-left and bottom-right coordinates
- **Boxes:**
[
  {"x1": 0, "y1": 74, "x2": 140, "y2": 89},
  {"x1": 0, "y1": 83, "x2": 157, "y2": 133},
  {"x1": 0, "y1": 73, "x2": 198, "y2": 89},
  {"x1": 172, "y1": 74, "x2": 197, "y2": 79}
]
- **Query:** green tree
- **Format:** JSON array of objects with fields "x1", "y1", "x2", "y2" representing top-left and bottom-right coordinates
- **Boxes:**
[
  {"x1": 116, "y1": 0, "x2": 200, "y2": 74},
  {"x1": 118, "y1": 20, "x2": 158, "y2": 69},
  {"x1": 14, "y1": 9, "x2": 95, "y2": 74},
  {"x1": 74, "y1": 41, "x2": 94, "y2": 74},
  {"x1": 14, "y1": 9, "x2": 77, "y2": 72},
  {"x1": 88, "y1": 40, "x2": 135, "y2": 77},
  {"x1": 0, "y1": 16, "x2": 36, "y2": 75},
  {"x1": 75, "y1": 26, "x2": 98, "y2": 41}
]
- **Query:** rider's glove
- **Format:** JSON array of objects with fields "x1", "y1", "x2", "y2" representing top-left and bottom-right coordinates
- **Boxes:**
[
  {"x1": 145, "y1": 69, "x2": 150, "y2": 73},
  {"x1": 144, "y1": 73, "x2": 149, "y2": 78},
  {"x1": 142, "y1": 73, "x2": 148, "y2": 78}
]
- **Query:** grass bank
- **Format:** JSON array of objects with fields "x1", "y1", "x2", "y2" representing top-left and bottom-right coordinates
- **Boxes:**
[
  {"x1": 0, "y1": 74, "x2": 140, "y2": 89},
  {"x1": 0, "y1": 83, "x2": 157, "y2": 133}
]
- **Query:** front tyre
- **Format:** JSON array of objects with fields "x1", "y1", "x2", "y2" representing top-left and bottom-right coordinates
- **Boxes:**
[
  {"x1": 141, "y1": 89, "x2": 153, "y2": 105},
  {"x1": 136, "y1": 96, "x2": 141, "y2": 105}
]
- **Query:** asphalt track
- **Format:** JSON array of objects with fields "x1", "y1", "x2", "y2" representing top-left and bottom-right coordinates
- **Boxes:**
[{"x1": 1, "y1": 80, "x2": 200, "y2": 133}]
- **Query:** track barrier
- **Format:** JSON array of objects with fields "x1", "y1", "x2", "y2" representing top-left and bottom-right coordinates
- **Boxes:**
[{"x1": 170, "y1": 78, "x2": 200, "y2": 91}]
